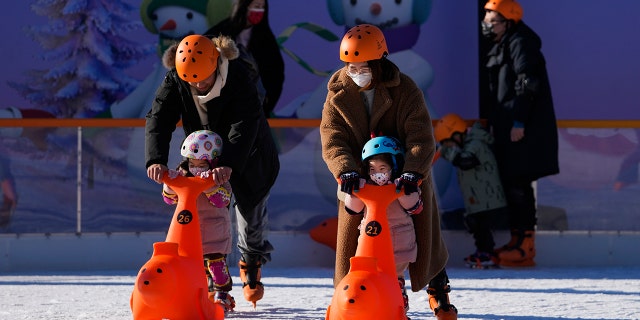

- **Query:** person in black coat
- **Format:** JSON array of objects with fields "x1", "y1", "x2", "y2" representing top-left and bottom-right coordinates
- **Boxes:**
[
  {"x1": 481, "y1": 0, "x2": 559, "y2": 267},
  {"x1": 206, "y1": 0, "x2": 285, "y2": 117},
  {"x1": 145, "y1": 34, "x2": 279, "y2": 306}
]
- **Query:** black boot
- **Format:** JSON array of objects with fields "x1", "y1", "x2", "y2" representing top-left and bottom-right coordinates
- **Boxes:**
[{"x1": 427, "y1": 269, "x2": 458, "y2": 319}]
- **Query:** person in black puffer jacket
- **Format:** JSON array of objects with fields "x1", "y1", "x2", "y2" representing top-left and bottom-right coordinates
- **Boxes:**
[{"x1": 145, "y1": 34, "x2": 279, "y2": 307}]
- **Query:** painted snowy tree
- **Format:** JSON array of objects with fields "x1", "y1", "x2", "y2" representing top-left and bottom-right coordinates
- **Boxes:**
[{"x1": 9, "y1": 0, "x2": 154, "y2": 118}]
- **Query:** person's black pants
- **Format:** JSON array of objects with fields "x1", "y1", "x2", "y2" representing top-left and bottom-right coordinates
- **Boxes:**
[{"x1": 502, "y1": 179, "x2": 537, "y2": 231}]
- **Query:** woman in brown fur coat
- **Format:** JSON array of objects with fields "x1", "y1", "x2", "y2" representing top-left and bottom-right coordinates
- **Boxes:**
[{"x1": 320, "y1": 24, "x2": 457, "y2": 320}]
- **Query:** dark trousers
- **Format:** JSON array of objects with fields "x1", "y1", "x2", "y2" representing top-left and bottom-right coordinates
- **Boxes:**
[
  {"x1": 464, "y1": 207, "x2": 507, "y2": 252},
  {"x1": 502, "y1": 179, "x2": 537, "y2": 231},
  {"x1": 231, "y1": 192, "x2": 274, "y2": 264}
]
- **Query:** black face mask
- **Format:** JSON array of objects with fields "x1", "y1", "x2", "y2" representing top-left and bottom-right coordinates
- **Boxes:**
[{"x1": 481, "y1": 21, "x2": 497, "y2": 40}]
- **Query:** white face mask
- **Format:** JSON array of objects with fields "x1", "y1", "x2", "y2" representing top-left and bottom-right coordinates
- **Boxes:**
[
  {"x1": 370, "y1": 172, "x2": 391, "y2": 186},
  {"x1": 348, "y1": 72, "x2": 372, "y2": 88},
  {"x1": 189, "y1": 167, "x2": 208, "y2": 177}
]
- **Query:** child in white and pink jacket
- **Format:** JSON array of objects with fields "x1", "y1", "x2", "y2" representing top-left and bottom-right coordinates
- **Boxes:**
[
  {"x1": 342, "y1": 135, "x2": 423, "y2": 314},
  {"x1": 162, "y1": 130, "x2": 235, "y2": 312}
]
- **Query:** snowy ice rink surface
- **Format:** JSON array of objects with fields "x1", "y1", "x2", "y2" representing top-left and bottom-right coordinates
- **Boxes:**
[{"x1": 1, "y1": 266, "x2": 639, "y2": 320}]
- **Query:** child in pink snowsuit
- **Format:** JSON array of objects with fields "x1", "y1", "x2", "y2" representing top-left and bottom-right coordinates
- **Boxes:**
[
  {"x1": 162, "y1": 130, "x2": 235, "y2": 312},
  {"x1": 343, "y1": 135, "x2": 423, "y2": 314}
]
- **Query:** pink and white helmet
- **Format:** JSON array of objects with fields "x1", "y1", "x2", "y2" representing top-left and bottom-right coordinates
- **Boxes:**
[{"x1": 181, "y1": 130, "x2": 223, "y2": 161}]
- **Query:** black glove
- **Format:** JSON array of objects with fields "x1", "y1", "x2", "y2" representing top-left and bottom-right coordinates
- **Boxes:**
[
  {"x1": 395, "y1": 172, "x2": 423, "y2": 195},
  {"x1": 339, "y1": 171, "x2": 360, "y2": 195}
]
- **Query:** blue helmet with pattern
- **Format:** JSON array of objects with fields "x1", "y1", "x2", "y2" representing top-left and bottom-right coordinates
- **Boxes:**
[{"x1": 361, "y1": 136, "x2": 404, "y2": 172}]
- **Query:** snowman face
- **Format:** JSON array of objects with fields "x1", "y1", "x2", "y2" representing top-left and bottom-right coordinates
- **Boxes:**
[
  {"x1": 342, "y1": 0, "x2": 414, "y2": 29},
  {"x1": 150, "y1": 6, "x2": 209, "y2": 39}
]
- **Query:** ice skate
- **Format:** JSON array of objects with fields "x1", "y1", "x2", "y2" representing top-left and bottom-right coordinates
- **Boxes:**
[
  {"x1": 205, "y1": 255, "x2": 234, "y2": 313},
  {"x1": 464, "y1": 251, "x2": 499, "y2": 269},
  {"x1": 427, "y1": 284, "x2": 458, "y2": 320},
  {"x1": 499, "y1": 257, "x2": 536, "y2": 267},
  {"x1": 239, "y1": 255, "x2": 263, "y2": 308},
  {"x1": 206, "y1": 255, "x2": 233, "y2": 292},
  {"x1": 498, "y1": 230, "x2": 536, "y2": 267},
  {"x1": 208, "y1": 290, "x2": 235, "y2": 313},
  {"x1": 494, "y1": 229, "x2": 519, "y2": 255}
]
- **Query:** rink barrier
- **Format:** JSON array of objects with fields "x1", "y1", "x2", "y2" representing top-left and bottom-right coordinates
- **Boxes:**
[
  {"x1": 0, "y1": 117, "x2": 636, "y2": 233},
  {"x1": 1, "y1": 119, "x2": 640, "y2": 271},
  {"x1": 1, "y1": 230, "x2": 640, "y2": 272}
]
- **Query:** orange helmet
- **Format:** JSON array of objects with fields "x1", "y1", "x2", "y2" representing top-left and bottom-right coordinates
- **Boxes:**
[
  {"x1": 339, "y1": 24, "x2": 388, "y2": 62},
  {"x1": 484, "y1": 0, "x2": 523, "y2": 22},
  {"x1": 434, "y1": 114, "x2": 467, "y2": 143},
  {"x1": 175, "y1": 35, "x2": 219, "y2": 82}
]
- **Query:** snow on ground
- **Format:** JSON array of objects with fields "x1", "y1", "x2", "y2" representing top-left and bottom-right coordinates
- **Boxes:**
[{"x1": 1, "y1": 266, "x2": 639, "y2": 320}]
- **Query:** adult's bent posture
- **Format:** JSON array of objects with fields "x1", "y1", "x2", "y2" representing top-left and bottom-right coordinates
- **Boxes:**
[
  {"x1": 320, "y1": 24, "x2": 457, "y2": 320},
  {"x1": 145, "y1": 34, "x2": 279, "y2": 307}
]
